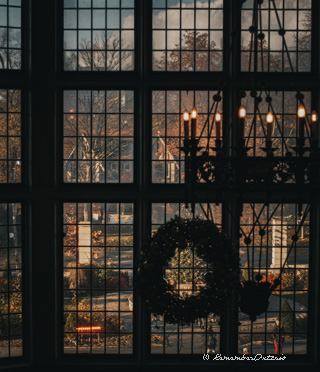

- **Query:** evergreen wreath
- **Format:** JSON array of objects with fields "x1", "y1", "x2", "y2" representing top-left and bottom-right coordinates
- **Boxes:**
[{"x1": 136, "y1": 216, "x2": 240, "y2": 325}]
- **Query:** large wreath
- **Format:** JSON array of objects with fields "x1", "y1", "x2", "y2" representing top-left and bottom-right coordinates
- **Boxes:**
[{"x1": 136, "y1": 216, "x2": 240, "y2": 325}]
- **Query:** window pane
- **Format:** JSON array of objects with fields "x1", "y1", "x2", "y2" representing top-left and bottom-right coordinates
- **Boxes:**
[
  {"x1": 64, "y1": 0, "x2": 135, "y2": 71},
  {"x1": 0, "y1": 89, "x2": 21, "y2": 183},
  {"x1": 151, "y1": 202, "x2": 221, "y2": 355},
  {"x1": 0, "y1": 1, "x2": 21, "y2": 69},
  {"x1": 238, "y1": 203, "x2": 309, "y2": 355},
  {"x1": 0, "y1": 203, "x2": 23, "y2": 358},
  {"x1": 63, "y1": 90, "x2": 134, "y2": 184},
  {"x1": 152, "y1": 90, "x2": 222, "y2": 183},
  {"x1": 63, "y1": 202, "x2": 134, "y2": 354},
  {"x1": 241, "y1": 91, "x2": 311, "y2": 156},
  {"x1": 241, "y1": 1, "x2": 311, "y2": 72},
  {"x1": 152, "y1": 0, "x2": 223, "y2": 71}
]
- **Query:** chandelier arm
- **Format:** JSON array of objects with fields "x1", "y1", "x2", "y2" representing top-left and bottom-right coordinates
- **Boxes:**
[
  {"x1": 269, "y1": 102, "x2": 290, "y2": 153},
  {"x1": 208, "y1": 203, "x2": 215, "y2": 225},
  {"x1": 261, "y1": 199, "x2": 285, "y2": 233},
  {"x1": 256, "y1": 106, "x2": 268, "y2": 139},
  {"x1": 247, "y1": 202, "x2": 266, "y2": 240},
  {"x1": 199, "y1": 99, "x2": 216, "y2": 140},
  {"x1": 206, "y1": 102, "x2": 220, "y2": 152},
  {"x1": 258, "y1": 233, "x2": 263, "y2": 275},
  {"x1": 300, "y1": 98, "x2": 312, "y2": 140},
  {"x1": 258, "y1": 3, "x2": 264, "y2": 73},
  {"x1": 199, "y1": 202, "x2": 210, "y2": 222},
  {"x1": 278, "y1": 204, "x2": 310, "y2": 278},
  {"x1": 270, "y1": 0, "x2": 294, "y2": 73},
  {"x1": 245, "y1": 111, "x2": 256, "y2": 150}
]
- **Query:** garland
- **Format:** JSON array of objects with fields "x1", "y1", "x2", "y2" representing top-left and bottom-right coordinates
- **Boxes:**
[{"x1": 136, "y1": 216, "x2": 240, "y2": 325}]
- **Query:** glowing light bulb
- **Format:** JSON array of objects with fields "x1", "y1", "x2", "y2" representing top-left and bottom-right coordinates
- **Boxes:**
[
  {"x1": 266, "y1": 112, "x2": 273, "y2": 123},
  {"x1": 183, "y1": 111, "x2": 190, "y2": 121},
  {"x1": 191, "y1": 108, "x2": 197, "y2": 119},
  {"x1": 238, "y1": 106, "x2": 246, "y2": 118},
  {"x1": 311, "y1": 110, "x2": 318, "y2": 122},
  {"x1": 297, "y1": 105, "x2": 306, "y2": 118},
  {"x1": 215, "y1": 112, "x2": 221, "y2": 121}
]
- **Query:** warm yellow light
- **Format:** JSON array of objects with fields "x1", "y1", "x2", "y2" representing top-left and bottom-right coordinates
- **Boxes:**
[
  {"x1": 238, "y1": 106, "x2": 246, "y2": 119},
  {"x1": 69, "y1": 109, "x2": 74, "y2": 113},
  {"x1": 191, "y1": 108, "x2": 197, "y2": 119},
  {"x1": 183, "y1": 111, "x2": 190, "y2": 121},
  {"x1": 215, "y1": 112, "x2": 221, "y2": 122},
  {"x1": 311, "y1": 110, "x2": 318, "y2": 122},
  {"x1": 266, "y1": 112, "x2": 274, "y2": 124},
  {"x1": 70, "y1": 115, "x2": 74, "y2": 119},
  {"x1": 297, "y1": 104, "x2": 306, "y2": 118}
]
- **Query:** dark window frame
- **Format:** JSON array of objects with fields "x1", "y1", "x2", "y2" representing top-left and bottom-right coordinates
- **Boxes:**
[{"x1": 0, "y1": 0, "x2": 319, "y2": 370}]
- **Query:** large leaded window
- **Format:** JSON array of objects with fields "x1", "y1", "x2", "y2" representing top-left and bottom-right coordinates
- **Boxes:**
[{"x1": 1, "y1": 0, "x2": 319, "y2": 368}]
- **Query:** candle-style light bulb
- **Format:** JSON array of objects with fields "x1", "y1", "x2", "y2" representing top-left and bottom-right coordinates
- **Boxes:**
[
  {"x1": 183, "y1": 111, "x2": 190, "y2": 140},
  {"x1": 311, "y1": 111, "x2": 318, "y2": 122},
  {"x1": 297, "y1": 104, "x2": 306, "y2": 142},
  {"x1": 311, "y1": 110, "x2": 318, "y2": 143},
  {"x1": 297, "y1": 104, "x2": 306, "y2": 118},
  {"x1": 215, "y1": 112, "x2": 221, "y2": 141},
  {"x1": 191, "y1": 108, "x2": 197, "y2": 139},
  {"x1": 238, "y1": 105, "x2": 246, "y2": 140},
  {"x1": 238, "y1": 106, "x2": 246, "y2": 119},
  {"x1": 266, "y1": 111, "x2": 273, "y2": 142}
]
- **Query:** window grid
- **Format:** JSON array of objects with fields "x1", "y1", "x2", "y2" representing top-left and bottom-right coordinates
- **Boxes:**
[
  {"x1": 238, "y1": 203, "x2": 309, "y2": 355},
  {"x1": 152, "y1": 90, "x2": 222, "y2": 184},
  {"x1": 0, "y1": 202, "x2": 23, "y2": 358},
  {"x1": 0, "y1": 0, "x2": 22, "y2": 70},
  {"x1": 63, "y1": 202, "x2": 134, "y2": 355},
  {"x1": 152, "y1": 0, "x2": 223, "y2": 72},
  {"x1": 63, "y1": 0, "x2": 135, "y2": 71},
  {"x1": 241, "y1": 0, "x2": 312, "y2": 72},
  {"x1": 150, "y1": 202, "x2": 221, "y2": 355},
  {"x1": 0, "y1": 89, "x2": 21, "y2": 184},
  {"x1": 63, "y1": 89, "x2": 134, "y2": 184}
]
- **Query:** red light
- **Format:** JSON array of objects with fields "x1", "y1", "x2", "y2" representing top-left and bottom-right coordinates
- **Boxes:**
[{"x1": 76, "y1": 326, "x2": 102, "y2": 332}]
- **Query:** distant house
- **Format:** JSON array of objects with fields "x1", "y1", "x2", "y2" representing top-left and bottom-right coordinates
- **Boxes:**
[
  {"x1": 152, "y1": 133, "x2": 180, "y2": 183},
  {"x1": 64, "y1": 134, "x2": 133, "y2": 183}
]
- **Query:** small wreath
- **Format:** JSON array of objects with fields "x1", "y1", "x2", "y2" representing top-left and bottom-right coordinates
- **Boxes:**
[{"x1": 136, "y1": 216, "x2": 240, "y2": 325}]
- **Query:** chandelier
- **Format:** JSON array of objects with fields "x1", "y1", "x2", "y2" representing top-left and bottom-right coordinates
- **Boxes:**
[{"x1": 179, "y1": 0, "x2": 319, "y2": 215}]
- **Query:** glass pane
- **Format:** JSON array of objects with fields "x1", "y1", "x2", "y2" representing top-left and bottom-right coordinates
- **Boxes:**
[
  {"x1": 150, "y1": 202, "x2": 221, "y2": 355},
  {"x1": 0, "y1": 203, "x2": 23, "y2": 358},
  {"x1": 152, "y1": 0, "x2": 223, "y2": 71},
  {"x1": 241, "y1": 1, "x2": 311, "y2": 72},
  {"x1": 152, "y1": 90, "x2": 222, "y2": 184},
  {"x1": 63, "y1": 0, "x2": 135, "y2": 71},
  {"x1": 0, "y1": 1, "x2": 22, "y2": 69},
  {"x1": 238, "y1": 203, "x2": 309, "y2": 355},
  {"x1": 63, "y1": 90, "x2": 134, "y2": 184},
  {"x1": 63, "y1": 202, "x2": 134, "y2": 355},
  {"x1": 0, "y1": 89, "x2": 21, "y2": 183}
]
